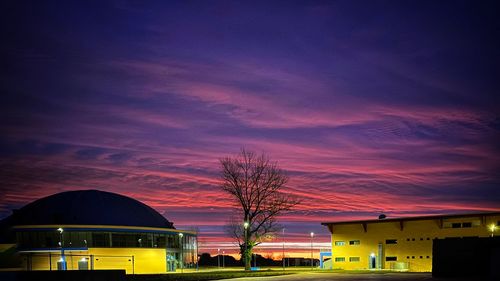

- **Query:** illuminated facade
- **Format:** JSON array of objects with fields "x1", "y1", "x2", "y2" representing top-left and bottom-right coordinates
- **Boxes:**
[
  {"x1": 0, "y1": 190, "x2": 198, "y2": 274},
  {"x1": 321, "y1": 212, "x2": 500, "y2": 272}
]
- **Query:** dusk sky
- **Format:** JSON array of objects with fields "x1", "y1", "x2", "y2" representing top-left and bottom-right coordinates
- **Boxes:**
[{"x1": 1, "y1": 0, "x2": 499, "y2": 257}]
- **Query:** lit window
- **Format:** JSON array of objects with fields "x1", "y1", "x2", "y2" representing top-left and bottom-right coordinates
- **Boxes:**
[
  {"x1": 334, "y1": 241, "x2": 345, "y2": 246},
  {"x1": 349, "y1": 257, "x2": 360, "y2": 262},
  {"x1": 335, "y1": 257, "x2": 345, "y2": 262},
  {"x1": 349, "y1": 240, "x2": 360, "y2": 245},
  {"x1": 386, "y1": 239, "x2": 397, "y2": 244}
]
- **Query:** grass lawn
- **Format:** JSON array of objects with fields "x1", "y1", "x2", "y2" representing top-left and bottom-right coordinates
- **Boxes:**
[{"x1": 125, "y1": 269, "x2": 295, "y2": 281}]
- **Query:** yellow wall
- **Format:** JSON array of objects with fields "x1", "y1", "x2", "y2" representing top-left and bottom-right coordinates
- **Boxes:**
[
  {"x1": 328, "y1": 214, "x2": 500, "y2": 272},
  {"x1": 89, "y1": 248, "x2": 166, "y2": 274},
  {"x1": 21, "y1": 248, "x2": 169, "y2": 274}
]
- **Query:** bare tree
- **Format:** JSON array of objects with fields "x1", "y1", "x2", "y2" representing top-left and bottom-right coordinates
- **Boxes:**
[{"x1": 220, "y1": 149, "x2": 300, "y2": 270}]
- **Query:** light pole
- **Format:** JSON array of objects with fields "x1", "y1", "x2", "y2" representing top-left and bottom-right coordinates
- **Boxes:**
[
  {"x1": 282, "y1": 228, "x2": 285, "y2": 270},
  {"x1": 310, "y1": 232, "x2": 314, "y2": 270},
  {"x1": 179, "y1": 233, "x2": 184, "y2": 273},
  {"x1": 57, "y1": 228, "x2": 66, "y2": 270},
  {"x1": 243, "y1": 221, "x2": 249, "y2": 270},
  {"x1": 217, "y1": 248, "x2": 220, "y2": 268},
  {"x1": 222, "y1": 250, "x2": 225, "y2": 268}
]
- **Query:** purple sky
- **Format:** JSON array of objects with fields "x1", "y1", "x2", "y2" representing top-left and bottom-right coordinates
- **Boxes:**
[{"x1": 1, "y1": 0, "x2": 499, "y2": 256}]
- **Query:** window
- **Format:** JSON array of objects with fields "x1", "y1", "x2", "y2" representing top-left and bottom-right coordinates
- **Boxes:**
[
  {"x1": 462, "y1": 222, "x2": 472, "y2": 228},
  {"x1": 406, "y1": 238, "x2": 410, "y2": 241},
  {"x1": 349, "y1": 240, "x2": 360, "y2": 245},
  {"x1": 412, "y1": 256, "x2": 415, "y2": 259},
  {"x1": 334, "y1": 241, "x2": 345, "y2": 246},
  {"x1": 420, "y1": 238, "x2": 423, "y2": 241},
  {"x1": 335, "y1": 257, "x2": 345, "y2": 262},
  {"x1": 452, "y1": 223, "x2": 461, "y2": 228},
  {"x1": 92, "y1": 233, "x2": 110, "y2": 247},
  {"x1": 426, "y1": 238, "x2": 430, "y2": 240},
  {"x1": 411, "y1": 238, "x2": 415, "y2": 241},
  {"x1": 406, "y1": 256, "x2": 410, "y2": 259},
  {"x1": 420, "y1": 256, "x2": 423, "y2": 259},
  {"x1": 386, "y1": 256, "x2": 397, "y2": 261},
  {"x1": 426, "y1": 256, "x2": 430, "y2": 259},
  {"x1": 386, "y1": 239, "x2": 397, "y2": 244},
  {"x1": 349, "y1": 257, "x2": 360, "y2": 262}
]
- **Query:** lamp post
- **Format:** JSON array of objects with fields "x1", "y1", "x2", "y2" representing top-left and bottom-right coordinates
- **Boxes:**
[
  {"x1": 217, "y1": 248, "x2": 220, "y2": 268},
  {"x1": 310, "y1": 232, "x2": 314, "y2": 270},
  {"x1": 57, "y1": 228, "x2": 66, "y2": 270},
  {"x1": 243, "y1": 221, "x2": 249, "y2": 270},
  {"x1": 282, "y1": 228, "x2": 285, "y2": 270},
  {"x1": 222, "y1": 250, "x2": 225, "y2": 268},
  {"x1": 179, "y1": 233, "x2": 184, "y2": 273}
]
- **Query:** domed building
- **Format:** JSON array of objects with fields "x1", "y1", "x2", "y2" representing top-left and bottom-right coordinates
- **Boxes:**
[{"x1": 0, "y1": 190, "x2": 198, "y2": 274}]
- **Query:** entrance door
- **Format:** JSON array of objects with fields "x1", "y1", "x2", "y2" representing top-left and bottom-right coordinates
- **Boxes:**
[
  {"x1": 369, "y1": 255, "x2": 376, "y2": 269},
  {"x1": 166, "y1": 253, "x2": 176, "y2": 272}
]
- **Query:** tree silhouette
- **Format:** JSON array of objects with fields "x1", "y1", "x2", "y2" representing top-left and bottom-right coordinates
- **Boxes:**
[{"x1": 220, "y1": 149, "x2": 299, "y2": 270}]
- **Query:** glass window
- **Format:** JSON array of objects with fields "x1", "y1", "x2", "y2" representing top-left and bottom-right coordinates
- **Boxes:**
[
  {"x1": 462, "y1": 222, "x2": 472, "y2": 228},
  {"x1": 92, "y1": 232, "x2": 110, "y2": 247},
  {"x1": 349, "y1": 240, "x2": 360, "y2": 245},
  {"x1": 385, "y1": 239, "x2": 397, "y2": 244},
  {"x1": 334, "y1": 241, "x2": 345, "y2": 246},
  {"x1": 452, "y1": 223, "x2": 461, "y2": 228},
  {"x1": 386, "y1": 256, "x2": 397, "y2": 261},
  {"x1": 349, "y1": 257, "x2": 360, "y2": 262},
  {"x1": 334, "y1": 257, "x2": 345, "y2": 262}
]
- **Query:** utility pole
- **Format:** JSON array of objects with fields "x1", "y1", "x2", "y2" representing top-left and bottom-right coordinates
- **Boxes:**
[{"x1": 282, "y1": 228, "x2": 285, "y2": 270}]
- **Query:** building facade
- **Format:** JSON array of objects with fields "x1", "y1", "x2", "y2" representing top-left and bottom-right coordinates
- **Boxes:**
[
  {"x1": 0, "y1": 190, "x2": 198, "y2": 274},
  {"x1": 321, "y1": 212, "x2": 500, "y2": 272}
]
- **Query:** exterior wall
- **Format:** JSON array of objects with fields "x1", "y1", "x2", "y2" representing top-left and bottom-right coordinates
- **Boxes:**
[
  {"x1": 21, "y1": 248, "x2": 168, "y2": 274},
  {"x1": 89, "y1": 248, "x2": 166, "y2": 274},
  {"x1": 329, "y1": 214, "x2": 500, "y2": 272}
]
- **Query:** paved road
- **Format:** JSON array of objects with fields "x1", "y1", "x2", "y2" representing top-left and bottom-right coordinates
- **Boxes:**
[{"x1": 223, "y1": 272, "x2": 489, "y2": 281}]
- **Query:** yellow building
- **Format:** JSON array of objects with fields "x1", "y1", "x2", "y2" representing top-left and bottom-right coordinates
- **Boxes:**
[
  {"x1": 321, "y1": 212, "x2": 500, "y2": 272},
  {"x1": 0, "y1": 190, "x2": 198, "y2": 274}
]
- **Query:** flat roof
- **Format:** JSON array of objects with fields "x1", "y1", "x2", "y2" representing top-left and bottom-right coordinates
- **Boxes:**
[{"x1": 321, "y1": 211, "x2": 500, "y2": 226}]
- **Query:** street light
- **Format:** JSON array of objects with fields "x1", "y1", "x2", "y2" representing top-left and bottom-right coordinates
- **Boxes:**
[
  {"x1": 489, "y1": 224, "x2": 497, "y2": 237},
  {"x1": 217, "y1": 248, "x2": 220, "y2": 268},
  {"x1": 222, "y1": 250, "x2": 225, "y2": 268},
  {"x1": 179, "y1": 233, "x2": 184, "y2": 273},
  {"x1": 57, "y1": 228, "x2": 66, "y2": 270},
  {"x1": 310, "y1": 232, "x2": 314, "y2": 270},
  {"x1": 243, "y1": 221, "x2": 249, "y2": 270}
]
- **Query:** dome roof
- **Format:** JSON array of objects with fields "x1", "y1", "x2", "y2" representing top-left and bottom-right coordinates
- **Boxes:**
[{"x1": 2, "y1": 190, "x2": 174, "y2": 229}]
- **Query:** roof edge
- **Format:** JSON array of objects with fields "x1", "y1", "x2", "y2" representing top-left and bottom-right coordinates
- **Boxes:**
[{"x1": 321, "y1": 211, "x2": 500, "y2": 226}]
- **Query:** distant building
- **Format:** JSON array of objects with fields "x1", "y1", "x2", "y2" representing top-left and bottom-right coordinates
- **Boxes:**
[
  {"x1": 0, "y1": 190, "x2": 197, "y2": 274},
  {"x1": 321, "y1": 212, "x2": 500, "y2": 272}
]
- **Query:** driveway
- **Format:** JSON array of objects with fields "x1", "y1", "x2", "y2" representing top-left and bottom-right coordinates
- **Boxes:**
[{"x1": 222, "y1": 272, "x2": 488, "y2": 281}]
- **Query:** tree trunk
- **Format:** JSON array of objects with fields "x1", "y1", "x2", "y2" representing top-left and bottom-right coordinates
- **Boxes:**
[{"x1": 244, "y1": 247, "x2": 251, "y2": 270}]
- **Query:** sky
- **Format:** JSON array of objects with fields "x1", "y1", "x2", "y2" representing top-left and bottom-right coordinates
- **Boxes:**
[{"x1": 1, "y1": 0, "x2": 500, "y2": 258}]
